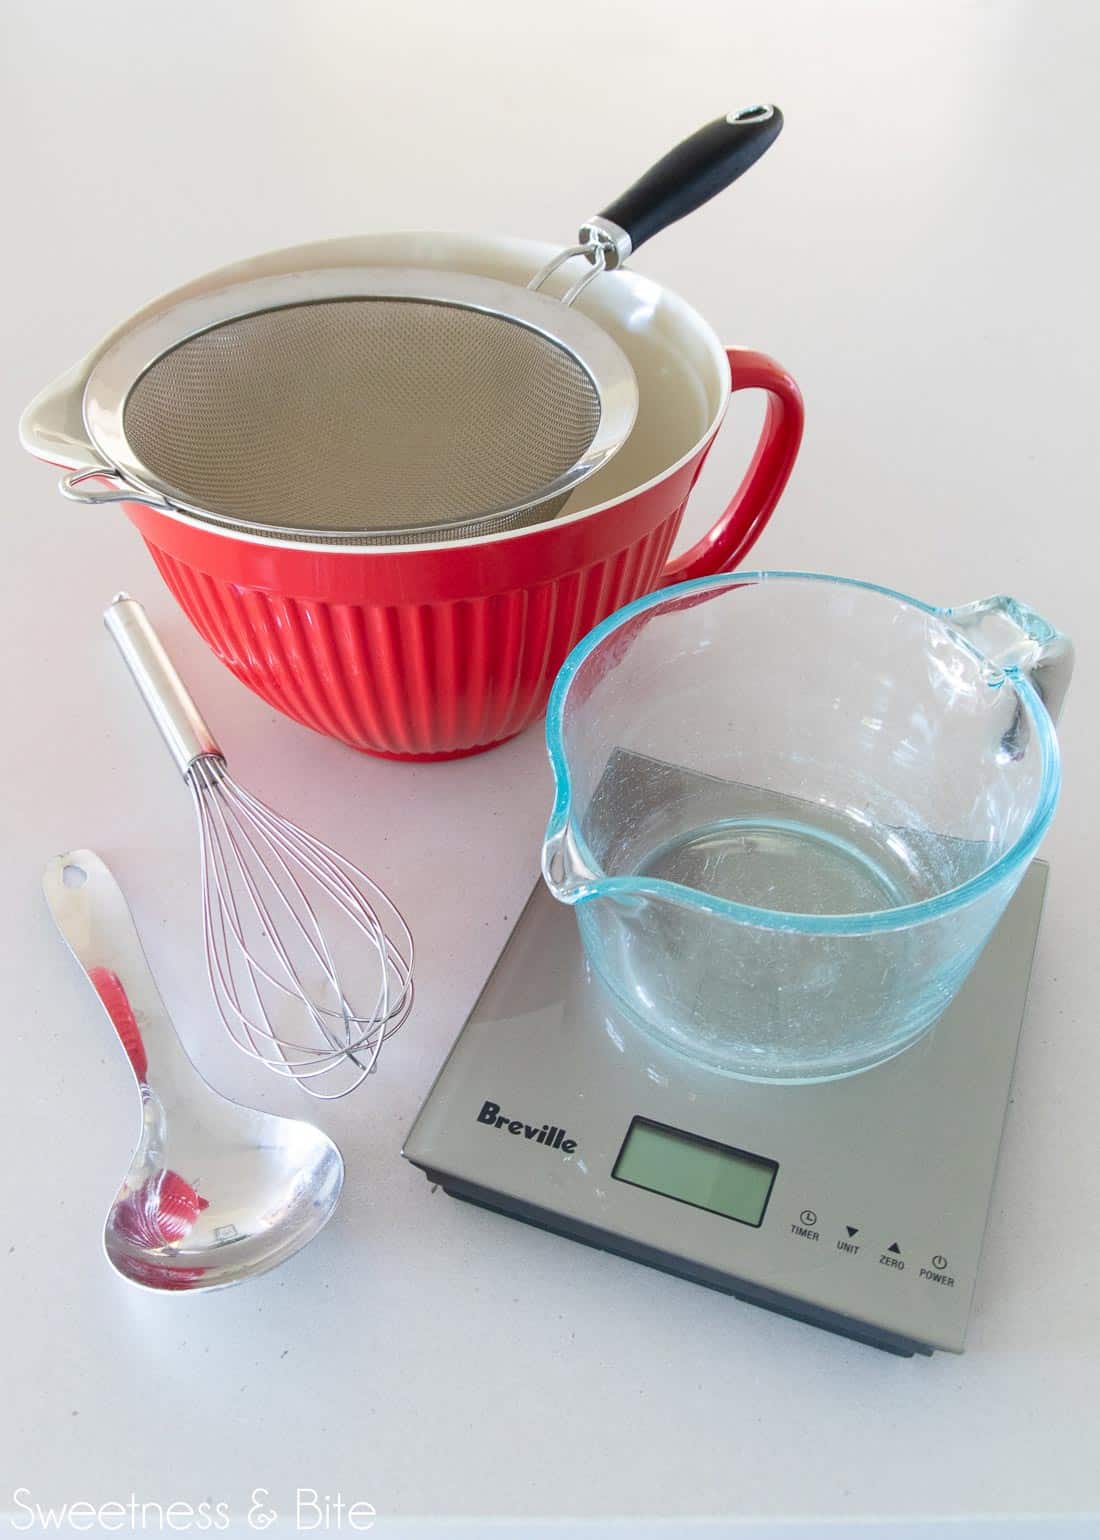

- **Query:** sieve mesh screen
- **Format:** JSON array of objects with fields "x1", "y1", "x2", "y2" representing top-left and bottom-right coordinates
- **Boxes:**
[{"x1": 121, "y1": 297, "x2": 602, "y2": 541}]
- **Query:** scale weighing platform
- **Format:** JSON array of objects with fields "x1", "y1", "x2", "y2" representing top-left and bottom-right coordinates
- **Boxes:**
[{"x1": 404, "y1": 791, "x2": 1047, "y2": 1357}]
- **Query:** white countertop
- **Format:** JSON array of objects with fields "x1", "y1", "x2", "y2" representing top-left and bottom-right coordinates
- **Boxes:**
[{"x1": 3, "y1": 0, "x2": 1098, "y2": 1532}]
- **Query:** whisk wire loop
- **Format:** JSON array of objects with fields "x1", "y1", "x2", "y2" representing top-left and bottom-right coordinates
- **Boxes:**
[
  {"x1": 187, "y1": 754, "x2": 413, "y2": 1099},
  {"x1": 105, "y1": 594, "x2": 414, "y2": 1100}
]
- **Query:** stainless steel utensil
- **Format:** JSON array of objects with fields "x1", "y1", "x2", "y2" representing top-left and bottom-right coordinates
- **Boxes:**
[
  {"x1": 57, "y1": 107, "x2": 781, "y2": 545},
  {"x1": 105, "y1": 593, "x2": 414, "y2": 1098},
  {"x1": 43, "y1": 850, "x2": 345, "y2": 1291}
]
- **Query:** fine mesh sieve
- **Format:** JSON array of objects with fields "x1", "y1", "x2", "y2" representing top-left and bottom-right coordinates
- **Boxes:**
[
  {"x1": 62, "y1": 107, "x2": 783, "y2": 546},
  {"x1": 122, "y1": 299, "x2": 603, "y2": 540},
  {"x1": 75, "y1": 268, "x2": 639, "y2": 545}
]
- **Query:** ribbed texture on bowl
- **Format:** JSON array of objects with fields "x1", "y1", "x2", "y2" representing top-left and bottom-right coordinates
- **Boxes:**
[{"x1": 145, "y1": 511, "x2": 682, "y2": 758}]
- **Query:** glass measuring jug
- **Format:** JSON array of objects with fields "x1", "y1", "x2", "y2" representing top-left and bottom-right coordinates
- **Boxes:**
[{"x1": 542, "y1": 573, "x2": 1071, "y2": 1082}]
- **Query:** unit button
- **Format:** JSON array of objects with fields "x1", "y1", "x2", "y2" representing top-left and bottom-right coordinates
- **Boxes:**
[{"x1": 835, "y1": 1223, "x2": 861, "y2": 1255}]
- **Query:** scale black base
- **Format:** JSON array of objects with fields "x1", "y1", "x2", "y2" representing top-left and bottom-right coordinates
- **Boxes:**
[{"x1": 404, "y1": 765, "x2": 1047, "y2": 1357}]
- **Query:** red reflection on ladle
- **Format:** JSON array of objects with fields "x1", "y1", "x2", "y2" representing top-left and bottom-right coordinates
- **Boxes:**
[
  {"x1": 89, "y1": 967, "x2": 211, "y2": 1266},
  {"x1": 112, "y1": 1170, "x2": 210, "y2": 1249},
  {"x1": 88, "y1": 966, "x2": 148, "y2": 1082}
]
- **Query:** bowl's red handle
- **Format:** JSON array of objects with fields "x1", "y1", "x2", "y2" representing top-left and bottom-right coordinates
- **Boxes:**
[{"x1": 660, "y1": 347, "x2": 804, "y2": 584}]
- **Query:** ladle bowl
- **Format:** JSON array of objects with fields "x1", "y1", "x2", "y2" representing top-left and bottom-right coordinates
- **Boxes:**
[{"x1": 43, "y1": 851, "x2": 344, "y2": 1291}]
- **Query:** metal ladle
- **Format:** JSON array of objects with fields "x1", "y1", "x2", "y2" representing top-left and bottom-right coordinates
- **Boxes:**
[{"x1": 43, "y1": 850, "x2": 344, "y2": 1291}]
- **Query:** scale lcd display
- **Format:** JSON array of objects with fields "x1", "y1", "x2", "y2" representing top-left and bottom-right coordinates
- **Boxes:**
[{"x1": 612, "y1": 1117, "x2": 777, "y2": 1227}]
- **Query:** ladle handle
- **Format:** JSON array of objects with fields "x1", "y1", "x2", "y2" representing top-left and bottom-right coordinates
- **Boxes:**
[
  {"x1": 43, "y1": 850, "x2": 207, "y2": 1102},
  {"x1": 105, "y1": 594, "x2": 222, "y2": 776}
]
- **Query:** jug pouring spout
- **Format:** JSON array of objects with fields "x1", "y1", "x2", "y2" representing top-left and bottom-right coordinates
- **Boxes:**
[{"x1": 542, "y1": 817, "x2": 603, "y2": 905}]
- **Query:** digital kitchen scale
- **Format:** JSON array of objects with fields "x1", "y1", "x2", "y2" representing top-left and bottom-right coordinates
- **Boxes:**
[{"x1": 404, "y1": 760, "x2": 1048, "y2": 1357}]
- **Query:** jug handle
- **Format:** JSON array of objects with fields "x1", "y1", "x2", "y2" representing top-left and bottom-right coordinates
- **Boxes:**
[
  {"x1": 661, "y1": 348, "x2": 804, "y2": 585},
  {"x1": 946, "y1": 595, "x2": 1074, "y2": 725}
]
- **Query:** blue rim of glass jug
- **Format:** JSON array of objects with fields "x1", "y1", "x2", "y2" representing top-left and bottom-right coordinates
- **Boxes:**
[{"x1": 544, "y1": 571, "x2": 1062, "y2": 935}]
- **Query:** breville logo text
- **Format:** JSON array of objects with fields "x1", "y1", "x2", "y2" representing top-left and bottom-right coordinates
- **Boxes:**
[{"x1": 476, "y1": 1100, "x2": 577, "y2": 1154}]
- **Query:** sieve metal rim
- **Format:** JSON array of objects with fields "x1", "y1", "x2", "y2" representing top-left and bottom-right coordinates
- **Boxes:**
[{"x1": 79, "y1": 266, "x2": 639, "y2": 545}]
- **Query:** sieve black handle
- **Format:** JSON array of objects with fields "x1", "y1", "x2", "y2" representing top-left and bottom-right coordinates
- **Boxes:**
[{"x1": 592, "y1": 106, "x2": 783, "y2": 258}]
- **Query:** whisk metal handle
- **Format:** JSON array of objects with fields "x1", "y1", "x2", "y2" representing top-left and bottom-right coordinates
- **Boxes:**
[{"x1": 104, "y1": 594, "x2": 222, "y2": 775}]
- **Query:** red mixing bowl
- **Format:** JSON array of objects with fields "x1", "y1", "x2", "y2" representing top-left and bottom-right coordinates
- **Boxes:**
[{"x1": 22, "y1": 232, "x2": 803, "y2": 760}]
